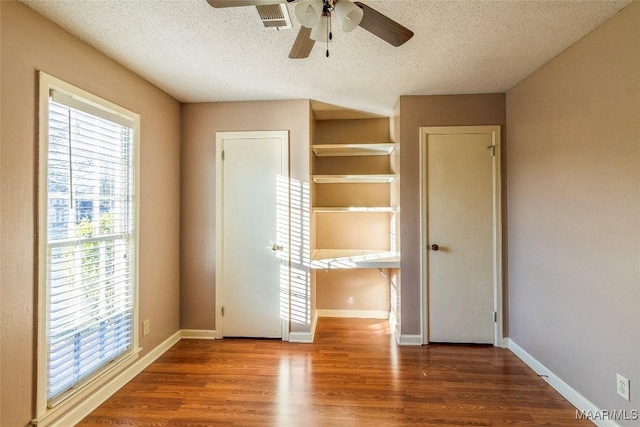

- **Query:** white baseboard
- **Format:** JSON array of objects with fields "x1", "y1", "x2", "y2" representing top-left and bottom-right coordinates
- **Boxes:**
[
  {"x1": 181, "y1": 329, "x2": 217, "y2": 339},
  {"x1": 395, "y1": 333, "x2": 423, "y2": 346},
  {"x1": 289, "y1": 311, "x2": 318, "y2": 343},
  {"x1": 507, "y1": 338, "x2": 619, "y2": 427},
  {"x1": 317, "y1": 309, "x2": 390, "y2": 319},
  {"x1": 52, "y1": 330, "x2": 182, "y2": 427}
]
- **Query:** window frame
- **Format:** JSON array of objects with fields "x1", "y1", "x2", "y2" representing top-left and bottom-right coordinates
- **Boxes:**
[{"x1": 35, "y1": 72, "x2": 141, "y2": 425}]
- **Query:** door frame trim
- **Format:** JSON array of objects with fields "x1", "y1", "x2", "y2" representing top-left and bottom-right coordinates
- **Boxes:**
[
  {"x1": 419, "y1": 126, "x2": 503, "y2": 346},
  {"x1": 215, "y1": 131, "x2": 290, "y2": 340}
]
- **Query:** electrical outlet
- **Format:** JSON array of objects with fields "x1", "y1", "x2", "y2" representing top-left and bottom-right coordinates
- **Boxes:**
[
  {"x1": 617, "y1": 373, "x2": 630, "y2": 401},
  {"x1": 143, "y1": 319, "x2": 150, "y2": 336}
]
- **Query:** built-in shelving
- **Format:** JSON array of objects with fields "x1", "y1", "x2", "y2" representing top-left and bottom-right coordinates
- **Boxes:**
[
  {"x1": 311, "y1": 135, "x2": 399, "y2": 270},
  {"x1": 310, "y1": 249, "x2": 400, "y2": 269},
  {"x1": 312, "y1": 174, "x2": 396, "y2": 184},
  {"x1": 312, "y1": 143, "x2": 395, "y2": 157},
  {"x1": 312, "y1": 206, "x2": 396, "y2": 213}
]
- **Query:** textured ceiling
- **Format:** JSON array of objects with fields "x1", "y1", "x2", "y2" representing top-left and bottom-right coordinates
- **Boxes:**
[{"x1": 21, "y1": 0, "x2": 631, "y2": 116}]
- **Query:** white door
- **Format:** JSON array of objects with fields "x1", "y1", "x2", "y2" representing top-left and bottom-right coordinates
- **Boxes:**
[
  {"x1": 216, "y1": 131, "x2": 289, "y2": 338},
  {"x1": 421, "y1": 126, "x2": 501, "y2": 344}
]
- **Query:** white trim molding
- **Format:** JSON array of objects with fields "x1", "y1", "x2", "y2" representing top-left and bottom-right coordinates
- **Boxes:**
[
  {"x1": 317, "y1": 309, "x2": 390, "y2": 319},
  {"x1": 181, "y1": 329, "x2": 217, "y2": 340},
  {"x1": 507, "y1": 338, "x2": 619, "y2": 427},
  {"x1": 289, "y1": 311, "x2": 318, "y2": 343},
  {"x1": 396, "y1": 334, "x2": 423, "y2": 346},
  {"x1": 288, "y1": 331, "x2": 314, "y2": 343}
]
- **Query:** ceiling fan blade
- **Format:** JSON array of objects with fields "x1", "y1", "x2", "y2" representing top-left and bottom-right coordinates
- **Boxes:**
[
  {"x1": 353, "y1": 2, "x2": 414, "y2": 47},
  {"x1": 289, "y1": 26, "x2": 315, "y2": 59},
  {"x1": 206, "y1": 0, "x2": 291, "y2": 8}
]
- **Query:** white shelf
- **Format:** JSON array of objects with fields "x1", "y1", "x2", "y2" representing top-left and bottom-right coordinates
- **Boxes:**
[
  {"x1": 310, "y1": 249, "x2": 400, "y2": 269},
  {"x1": 312, "y1": 174, "x2": 396, "y2": 184},
  {"x1": 312, "y1": 143, "x2": 395, "y2": 157},
  {"x1": 312, "y1": 206, "x2": 396, "y2": 213}
]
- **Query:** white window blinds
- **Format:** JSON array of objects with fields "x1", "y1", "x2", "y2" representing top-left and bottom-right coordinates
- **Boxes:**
[{"x1": 45, "y1": 89, "x2": 136, "y2": 402}]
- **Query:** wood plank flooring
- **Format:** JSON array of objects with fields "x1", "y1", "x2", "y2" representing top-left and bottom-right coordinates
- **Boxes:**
[{"x1": 78, "y1": 318, "x2": 590, "y2": 426}]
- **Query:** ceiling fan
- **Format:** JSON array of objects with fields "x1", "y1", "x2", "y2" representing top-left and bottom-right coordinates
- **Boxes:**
[{"x1": 206, "y1": 0, "x2": 414, "y2": 58}]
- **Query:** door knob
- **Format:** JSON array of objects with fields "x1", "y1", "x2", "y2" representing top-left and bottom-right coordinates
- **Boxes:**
[
  {"x1": 431, "y1": 244, "x2": 439, "y2": 251},
  {"x1": 272, "y1": 243, "x2": 283, "y2": 251}
]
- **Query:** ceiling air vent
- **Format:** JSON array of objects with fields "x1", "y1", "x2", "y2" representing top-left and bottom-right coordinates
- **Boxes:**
[{"x1": 255, "y1": 4, "x2": 292, "y2": 30}]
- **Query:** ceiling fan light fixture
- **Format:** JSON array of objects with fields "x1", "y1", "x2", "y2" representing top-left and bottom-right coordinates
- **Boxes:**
[
  {"x1": 310, "y1": 14, "x2": 330, "y2": 42},
  {"x1": 334, "y1": 0, "x2": 363, "y2": 32},
  {"x1": 295, "y1": 0, "x2": 324, "y2": 28},
  {"x1": 206, "y1": 0, "x2": 414, "y2": 59}
]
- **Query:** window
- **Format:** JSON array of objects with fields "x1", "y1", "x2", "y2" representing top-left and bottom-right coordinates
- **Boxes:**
[{"x1": 36, "y1": 73, "x2": 140, "y2": 424}]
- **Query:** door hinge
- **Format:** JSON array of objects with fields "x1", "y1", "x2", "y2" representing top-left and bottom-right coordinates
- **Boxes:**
[
  {"x1": 221, "y1": 150, "x2": 225, "y2": 161},
  {"x1": 492, "y1": 311, "x2": 498, "y2": 323},
  {"x1": 487, "y1": 145, "x2": 496, "y2": 157},
  {"x1": 221, "y1": 306, "x2": 225, "y2": 317}
]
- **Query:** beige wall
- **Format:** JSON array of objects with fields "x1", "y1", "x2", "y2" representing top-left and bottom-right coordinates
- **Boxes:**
[
  {"x1": 180, "y1": 100, "x2": 311, "y2": 332},
  {"x1": 506, "y1": 2, "x2": 639, "y2": 421},
  {"x1": 313, "y1": 118, "x2": 389, "y2": 144},
  {"x1": 0, "y1": 2, "x2": 181, "y2": 425},
  {"x1": 316, "y1": 269, "x2": 390, "y2": 312},
  {"x1": 397, "y1": 94, "x2": 506, "y2": 336}
]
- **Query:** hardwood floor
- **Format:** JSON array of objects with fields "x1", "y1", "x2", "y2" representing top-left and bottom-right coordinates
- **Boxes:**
[{"x1": 78, "y1": 318, "x2": 589, "y2": 426}]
